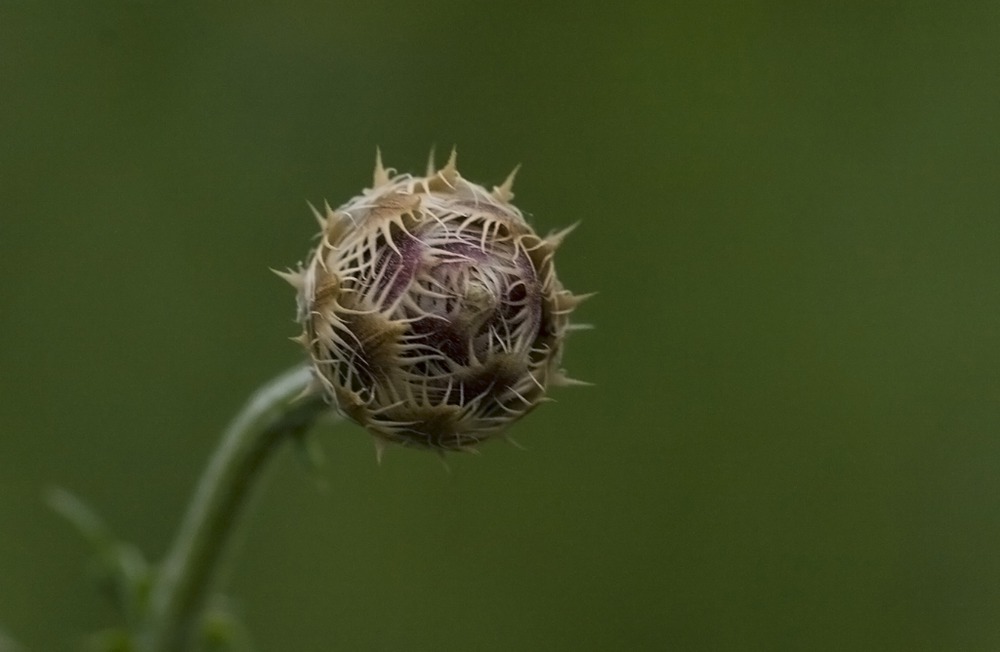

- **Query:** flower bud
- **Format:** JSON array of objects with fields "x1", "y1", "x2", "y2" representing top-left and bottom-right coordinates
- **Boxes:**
[{"x1": 281, "y1": 150, "x2": 587, "y2": 453}]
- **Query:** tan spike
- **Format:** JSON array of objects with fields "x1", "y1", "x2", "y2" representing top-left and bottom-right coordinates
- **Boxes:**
[
  {"x1": 373, "y1": 438, "x2": 387, "y2": 465},
  {"x1": 555, "y1": 291, "x2": 596, "y2": 314},
  {"x1": 552, "y1": 370, "x2": 593, "y2": 387},
  {"x1": 492, "y1": 163, "x2": 521, "y2": 202},
  {"x1": 306, "y1": 200, "x2": 326, "y2": 229},
  {"x1": 436, "y1": 451, "x2": 453, "y2": 473},
  {"x1": 438, "y1": 146, "x2": 459, "y2": 184},
  {"x1": 503, "y1": 434, "x2": 527, "y2": 451},
  {"x1": 293, "y1": 374, "x2": 324, "y2": 403},
  {"x1": 372, "y1": 147, "x2": 390, "y2": 187},
  {"x1": 425, "y1": 144, "x2": 437, "y2": 176},
  {"x1": 272, "y1": 267, "x2": 304, "y2": 289},
  {"x1": 544, "y1": 222, "x2": 580, "y2": 250}
]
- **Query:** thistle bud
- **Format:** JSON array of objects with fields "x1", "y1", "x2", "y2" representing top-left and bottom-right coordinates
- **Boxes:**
[{"x1": 282, "y1": 150, "x2": 587, "y2": 453}]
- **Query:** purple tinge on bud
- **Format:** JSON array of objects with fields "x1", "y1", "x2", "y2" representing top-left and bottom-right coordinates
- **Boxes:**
[{"x1": 287, "y1": 152, "x2": 586, "y2": 453}]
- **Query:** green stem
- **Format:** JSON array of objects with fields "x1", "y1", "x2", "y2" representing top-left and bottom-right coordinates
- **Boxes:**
[{"x1": 141, "y1": 364, "x2": 327, "y2": 652}]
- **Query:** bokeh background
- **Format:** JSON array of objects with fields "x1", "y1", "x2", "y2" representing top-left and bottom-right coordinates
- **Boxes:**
[{"x1": 3, "y1": 2, "x2": 1000, "y2": 650}]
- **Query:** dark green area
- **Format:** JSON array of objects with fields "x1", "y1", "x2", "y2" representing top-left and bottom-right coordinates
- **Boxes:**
[{"x1": 2, "y1": 2, "x2": 1000, "y2": 650}]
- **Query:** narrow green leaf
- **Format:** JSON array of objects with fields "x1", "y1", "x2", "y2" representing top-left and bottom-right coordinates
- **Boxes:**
[
  {"x1": 45, "y1": 487, "x2": 151, "y2": 625},
  {"x1": 44, "y1": 486, "x2": 112, "y2": 548}
]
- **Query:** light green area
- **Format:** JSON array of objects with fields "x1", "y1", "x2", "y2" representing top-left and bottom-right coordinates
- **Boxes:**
[{"x1": 2, "y1": 3, "x2": 1000, "y2": 650}]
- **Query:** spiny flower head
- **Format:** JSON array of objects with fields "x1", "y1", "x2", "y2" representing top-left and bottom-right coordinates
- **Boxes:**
[{"x1": 280, "y1": 150, "x2": 588, "y2": 454}]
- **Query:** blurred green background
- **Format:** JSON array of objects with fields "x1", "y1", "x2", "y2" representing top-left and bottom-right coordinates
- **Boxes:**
[{"x1": 3, "y1": 2, "x2": 1000, "y2": 650}]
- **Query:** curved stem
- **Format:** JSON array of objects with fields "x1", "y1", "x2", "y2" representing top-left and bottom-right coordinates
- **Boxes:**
[{"x1": 141, "y1": 364, "x2": 327, "y2": 652}]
